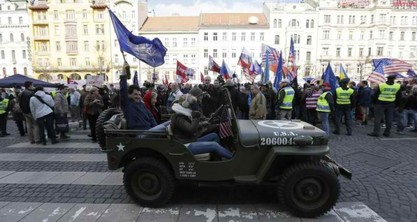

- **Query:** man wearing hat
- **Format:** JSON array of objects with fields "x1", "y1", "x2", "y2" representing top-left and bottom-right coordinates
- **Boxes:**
[
  {"x1": 333, "y1": 78, "x2": 355, "y2": 135},
  {"x1": 368, "y1": 74, "x2": 402, "y2": 137},
  {"x1": 317, "y1": 82, "x2": 335, "y2": 135},
  {"x1": 275, "y1": 79, "x2": 295, "y2": 120},
  {"x1": 54, "y1": 84, "x2": 70, "y2": 140}
]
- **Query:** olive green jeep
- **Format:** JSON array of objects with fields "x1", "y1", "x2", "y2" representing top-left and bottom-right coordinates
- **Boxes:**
[{"x1": 98, "y1": 90, "x2": 351, "y2": 218}]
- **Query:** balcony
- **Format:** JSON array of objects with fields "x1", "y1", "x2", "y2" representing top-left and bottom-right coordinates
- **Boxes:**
[
  {"x1": 33, "y1": 35, "x2": 50, "y2": 41},
  {"x1": 90, "y1": 0, "x2": 107, "y2": 10},
  {"x1": 28, "y1": 0, "x2": 49, "y2": 11}
]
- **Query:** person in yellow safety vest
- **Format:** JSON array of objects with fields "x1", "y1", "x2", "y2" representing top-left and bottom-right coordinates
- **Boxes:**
[
  {"x1": 275, "y1": 79, "x2": 295, "y2": 120},
  {"x1": 0, "y1": 89, "x2": 11, "y2": 137},
  {"x1": 333, "y1": 78, "x2": 356, "y2": 136},
  {"x1": 316, "y1": 82, "x2": 335, "y2": 135},
  {"x1": 368, "y1": 74, "x2": 402, "y2": 137}
]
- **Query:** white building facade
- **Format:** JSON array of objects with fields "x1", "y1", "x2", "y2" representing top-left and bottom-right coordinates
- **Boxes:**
[{"x1": 0, "y1": 0, "x2": 32, "y2": 78}]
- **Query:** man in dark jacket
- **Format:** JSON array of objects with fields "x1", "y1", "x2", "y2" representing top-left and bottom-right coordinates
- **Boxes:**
[
  {"x1": 120, "y1": 71, "x2": 157, "y2": 130},
  {"x1": 357, "y1": 80, "x2": 372, "y2": 126},
  {"x1": 201, "y1": 76, "x2": 220, "y2": 117},
  {"x1": 19, "y1": 81, "x2": 40, "y2": 143}
]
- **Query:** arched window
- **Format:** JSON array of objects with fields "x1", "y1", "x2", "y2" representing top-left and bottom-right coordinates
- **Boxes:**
[
  {"x1": 70, "y1": 73, "x2": 81, "y2": 80},
  {"x1": 85, "y1": 73, "x2": 91, "y2": 79},
  {"x1": 38, "y1": 74, "x2": 52, "y2": 81},
  {"x1": 57, "y1": 74, "x2": 64, "y2": 79},
  {"x1": 311, "y1": 19, "x2": 314, "y2": 28},
  {"x1": 13, "y1": 67, "x2": 17, "y2": 74},
  {"x1": 278, "y1": 19, "x2": 282, "y2": 28},
  {"x1": 306, "y1": 19, "x2": 310, "y2": 28},
  {"x1": 20, "y1": 33, "x2": 24, "y2": 42},
  {"x1": 273, "y1": 19, "x2": 277, "y2": 28},
  {"x1": 275, "y1": 35, "x2": 280, "y2": 44},
  {"x1": 10, "y1": 33, "x2": 14, "y2": 42},
  {"x1": 307, "y1": 35, "x2": 312, "y2": 45}
]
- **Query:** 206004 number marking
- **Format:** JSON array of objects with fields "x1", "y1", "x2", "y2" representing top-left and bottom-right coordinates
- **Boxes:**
[{"x1": 260, "y1": 137, "x2": 296, "y2": 146}]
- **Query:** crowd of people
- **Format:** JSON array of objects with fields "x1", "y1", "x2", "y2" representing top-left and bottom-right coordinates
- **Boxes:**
[{"x1": 0, "y1": 73, "x2": 416, "y2": 147}]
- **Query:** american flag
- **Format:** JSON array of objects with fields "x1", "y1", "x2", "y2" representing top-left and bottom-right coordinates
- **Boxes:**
[
  {"x1": 407, "y1": 69, "x2": 417, "y2": 78},
  {"x1": 261, "y1": 44, "x2": 279, "y2": 65},
  {"x1": 368, "y1": 60, "x2": 388, "y2": 84},
  {"x1": 287, "y1": 37, "x2": 297, "y2": 79},
  {"x1": 384, "y1": 59, "x2": 413, "y2": 74},
  {"x1": 219, "y1": 107, "x2": 233, "y2": 139}
]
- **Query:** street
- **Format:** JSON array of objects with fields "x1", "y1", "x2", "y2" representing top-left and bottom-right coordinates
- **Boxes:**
[{"x1": 0, "y1": 122, "x2": 415, "y2": 221}]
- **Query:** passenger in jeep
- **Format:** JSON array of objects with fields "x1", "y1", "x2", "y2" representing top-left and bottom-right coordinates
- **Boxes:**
[
  {"x1": 170, "y1": 94, "x2": 233, "y2": 159},
  {"x1": 120, "y1": 74, "x2": 157, "y2": 130}
]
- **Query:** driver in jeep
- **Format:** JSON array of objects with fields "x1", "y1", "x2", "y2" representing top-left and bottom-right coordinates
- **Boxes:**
[{"x1": 170, "y1": 87, "x2": 233, "y2": 159}]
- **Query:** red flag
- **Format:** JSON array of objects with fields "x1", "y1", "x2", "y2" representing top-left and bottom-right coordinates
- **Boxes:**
[
  {"x1": 164, "y1": 74, "x2": 169, "y2": 86},
  {"x1": 176, "y1": 60, "x2": 188, "y2": 83},
  {"x1": 209, "y1": 55, "x2": 221, "y2": 73},
  {"x1": 200, "y1": 72, "x2": 204, "y2": 83}
]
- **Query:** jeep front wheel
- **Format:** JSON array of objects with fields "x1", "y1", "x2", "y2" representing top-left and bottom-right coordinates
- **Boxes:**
[
  {"x1": 123, "y1": 158, "x2": 175, "y2": 207},
  {"x1": 277, "y1": 162, "x2": 340, "y2": 218}
]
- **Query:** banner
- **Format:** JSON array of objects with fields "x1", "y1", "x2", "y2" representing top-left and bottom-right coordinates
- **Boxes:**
[{"x1": 86, "y1": 75, "x2": 104, "y2": 86}]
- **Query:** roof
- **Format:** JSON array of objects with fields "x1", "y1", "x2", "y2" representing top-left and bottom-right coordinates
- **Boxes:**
[
  {"x1": 200, "y1": 13, "x2": 268, "y2": 28},
  {"x1": 140, "y1": 16, "x2": 199, "y2": 32}
]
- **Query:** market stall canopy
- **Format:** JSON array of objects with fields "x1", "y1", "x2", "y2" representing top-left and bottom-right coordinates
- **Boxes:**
[{"x1": 0, "y1": 74, "x2": 59, "y2": 88}]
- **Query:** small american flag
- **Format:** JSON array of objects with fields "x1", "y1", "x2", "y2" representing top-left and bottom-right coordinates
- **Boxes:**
[
  {"x1": 219, "y1": 107, "x2": 233, "y2": 139},
  {"x1": 384, "y1": 59, "x2": 413, "y2": 74},
  {"x1": 368, "y1": 60, "x2": 388, "y2": 84},
  {"x1": 261, "y1": 44, "x2": 279, "y2": 65}
]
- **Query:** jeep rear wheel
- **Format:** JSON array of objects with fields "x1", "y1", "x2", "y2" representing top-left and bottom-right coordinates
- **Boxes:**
[
  {"x1": 96, "y1": 108, "x2": 122, "y2": 149},
  {"x1": 123, "y1": 158, "x2": 175, "y2": 207},
  {"x1": 277, "y1": 162, "x2": 340, "y2": 218}
]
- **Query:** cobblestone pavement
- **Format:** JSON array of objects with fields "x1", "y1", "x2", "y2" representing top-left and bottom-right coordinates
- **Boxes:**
[{"x1": 0, "y1": 120, "x2": 414, "y2": 221}]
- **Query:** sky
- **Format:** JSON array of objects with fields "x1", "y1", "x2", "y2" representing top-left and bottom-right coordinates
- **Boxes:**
[{"x1": 148, "y1": 0, "x2": 264, "y2": 16}]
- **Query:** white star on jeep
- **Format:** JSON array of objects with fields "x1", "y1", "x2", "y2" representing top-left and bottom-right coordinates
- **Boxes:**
[{"x1": 117, "y1": 143, "x2": 125, "y2": 152}]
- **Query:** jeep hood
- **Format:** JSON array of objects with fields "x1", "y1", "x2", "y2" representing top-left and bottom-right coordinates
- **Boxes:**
[{"x1": 236, "y1": 120, "x2": 327, "y2": 147}]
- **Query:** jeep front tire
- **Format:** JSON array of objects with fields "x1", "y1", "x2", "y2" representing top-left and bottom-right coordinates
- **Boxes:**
[
  {"x1": 123, "y1": 158, "x2": 175, "y2": 207},
  {"x1": 277, "y1": 162, "x2": 340, "y2": 218}
]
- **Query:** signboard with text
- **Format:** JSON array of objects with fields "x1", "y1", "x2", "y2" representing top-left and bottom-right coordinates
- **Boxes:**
[
  {"x1": 86, "y1": 75, "x2": 104, "y2": 86},
  {"x1": 338, "y1": 0, "x2": 370, "y2": 8}
]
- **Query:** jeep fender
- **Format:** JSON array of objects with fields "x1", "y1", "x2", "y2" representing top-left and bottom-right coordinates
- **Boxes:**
[{"x1": 255, "y1": 145, "x2": 330, "y2": 183}]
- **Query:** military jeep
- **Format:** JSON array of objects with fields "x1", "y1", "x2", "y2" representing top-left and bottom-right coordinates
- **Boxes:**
[{"x1": 99, "y1": 89, "x2": 351, "y2": 218}]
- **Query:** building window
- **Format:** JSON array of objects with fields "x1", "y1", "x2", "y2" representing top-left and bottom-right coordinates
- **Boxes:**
[
  {"x1": 232, "y1": 51, "x2": 236, "y2": 58},
  {"x1": 401, "y1": 16, "x2": 407, "y2": 25},
  {"x1": 222, "y1": 32, "x2": 227, "y2": 41},
  {"x1": 379, "y1": 30, "x2": 385, "y2": 39},
  {"x1": 306, "y1": 19, "x2": 309, "y2": 28},
  {"x1": 10, "y1": 33, "x2": 14, "y2": 42},
  {"x1": 273, "y1": 19, "x2": 277, "y2": 28},
  {"x1": 311, "y1": 19, "x2": 314, "y2": 28},
  {"x1": 204, "y1": 49, "x2": 208, "y2": 58},
  {"x1": 8, "y1": 17, "x2": 12, "y2": 25},
  {"x1": 172, "y1": 38, "x2": 177, "y2": 47},
  {"x1": 204, "y1": 32, "x2": 208, "y2": 41},
  {"x1": 183, "y1": 38, "x2": 188, "y2": 47},
  {"x1": 306, "y1": 51, "x2": 311, "y2": 62},
  {"x1": 322, "y1": 47, "x2": 329, "y2": 56},
  {"x1": 260, "y1": 32, "x2": 264, "y2": 41},
  {"x1": 275, "y1": 35, "x2": 280, "y2": 44},
  {"x1": 66, "y1": 10, "x2": 75, "y2": 20},
  {"x1": 250, "y1": 32, "x2": 255, "y2": 41},
  {"x1": 241, "y1": 32, "x2": 246, "y2": 41},
  {"x1": 389, "y1": 31, "x2": 393, "y2": 40},
  {"x1": 70, "y1": 58, "x2": 76, "y2": 66},
  {"x1": 232, "y1": 32, "x2": 236, "y2": 41},
  {"x1": 19, "y1": 17, "x2": 23, "y2": 24},
  {"x1": 191, "y1": 38, "x2": 196, "y2": 46},
  {"x1": 400, "y1": 32, "x2": 405, "y2": 40},
  {"x1": 360, "y1": 31, "x2": 364, "y2": 40},
  {"x1": 20, "y1": 33, "x2": 24, "y2": 42},
  {"x1": 278, "y1": 19, "x2": 282, "y2": 28},
  {"x1": 377, "y1": 47, "x2": 383, "y2": 56},
  {"x1": 359, "y1": 48, "x2": 364, "y2": 57},
  {"x1": 337, "y1": 15, "x2": 344, "y2": 24},
  {"x1": 323, "y1": 30, "x2": 330, "y2": 40},
  {"x1": 83, "y1": 25, "x2": 88, "y2": 35},
  {"x1": 349, "y1": 31, "x2": 353, "y2": 40},
  {"x1": 391, "y1": 16, "x2": 396, "y2": 24},
  {"x1": 164, "y1": 38, "x2": 169, "y2": 47},
  {"x1": 83, "y1": 9, "x2": 87, "y2": 19},
  {"x1": 337, "y1": 31, "x2": 342, "y2": 40},
  {"x1": 349, "y1": 15, "x2": 355, "y2": 24},
  {"x1": 23, "y1": 67, "x2": 27, "y2": 75},
  {"x1": 371, "y1": 15, "x2": 374, "y2": 23},
  {"x1": 54, "y1": 10, "x2": 59, "y2": 20},
  {"x1": 361, "y1": 15, "x2": 366, "y2": 23},
  {"x1": 55, "y1": 25, "x2": 60, "y2": 35},
  {"x1": 348, "y1": 48, "x2": 352, "y2": 57},
  {"x1": 222, "y1": 49, "x2": 227, "y2": 58},
  {"x1": 66, "y1": 41, "x2": 78, "y2": 53},
  {"x1": 213, "y1": 49, "x2": 217, "y2": 58},
  {"x1": 412, "y1": 32, "x2": 416, "y2": 41},
  {"x1": 380, "y1": 14, "x2": 386, "y2": 23},
  {"x1": 84, "y1": 41, "x2": 89, "y2": 51},
  {"x1": 0, "y1": 34, "x2": 2, "y2": 42},
  {"x1": 22, "y1": 50, "x2": 26, "y2": 59},
  {"x1": 0, "y1": 50, "x2": 4, "y2": 59},
  {"x1": 191, "y1": 55, "x2": 196, "y2": 64},
  {"x1": 183, "y1": 55, "x2": 188, "y2": 63},
  {"x1": 307, "y1": 35, "x2": 312, "y2": 45},
  {"x1": 369, "y1": 31, "x2": 373, "y2": 40},
  {"x1": 56, "y1": 41, "x2": 61, "y2": 51},
  {"x1": 324, "y1": 15, "x2": 331, "y2": 23},
  {"x1": 95, "y1": 24, "x2": 104, "y2": 35},
  {"x1": 336, "y1": 48, "x2": 341, "y2": 57},
  {"x1": 213, "y1": 32, "x2": 218, "y2": 41},
  {"x1": 290, "y1": 19, "x2": 298, "y2": 27},
  {"x1": 368, "y1": 47, "x2": 372, "y2": 56},
  {"x1": 57, "y1": 58, "x2": 62, "y2": 66}
]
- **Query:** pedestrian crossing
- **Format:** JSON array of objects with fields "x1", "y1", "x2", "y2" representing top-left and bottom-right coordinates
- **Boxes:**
[{"x1": 0, "y1": 130, "x2": 387, "y2": 221}]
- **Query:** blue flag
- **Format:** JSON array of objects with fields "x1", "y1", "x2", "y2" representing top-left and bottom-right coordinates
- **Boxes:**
[
  {"x1": 407, "y1": 69, "x2": 417, "y2": 78},
  {"x1": 109, "y1": 10, "x2": 167, "y2": 67},
  {"x1": 273, "y1": 51, "x2": 283, "y2": 90},
  {"x1": 323, "y1": 63, "x2": 337, "y2": 93},
  {"x1": 133, "y1": 71, "x2": 139, "y2": 86},
  {"x1": 263, "y1": 51, "x2": 270, "y2": 84}
]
